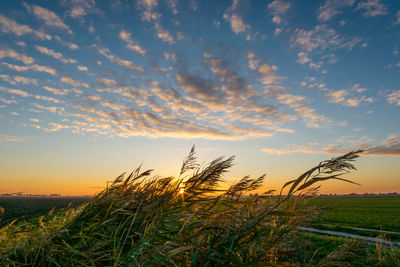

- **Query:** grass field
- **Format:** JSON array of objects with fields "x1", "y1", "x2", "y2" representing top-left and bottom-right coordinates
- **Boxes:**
[
  {"x1": 0, "y1": 196, "x2": 90, "y2": 227},
  {"x1": 307, "y1": 197, "x2": 400, "y2": 232}
]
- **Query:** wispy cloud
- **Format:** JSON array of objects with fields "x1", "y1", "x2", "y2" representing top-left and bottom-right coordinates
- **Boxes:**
[
  {"x1": 166, "y1": 0, "x2": 178, "y2": 14},
  {"x1": 224, "y1": 13, "x2": 250, "y2": 34},
  {"x1": 324, "y1": 134, "x2": 400, "y2": 156},
  {"x1": 292, "y1": 25, "x2": 361, "y2": 52},
  {"x1": 291, "y1": 24, "x2": 362, "y2": 70},
  {"x1": 154, "y1": 22, "x2": 174, "y2": 44},
  {"x1": 64, "y1": 0, "x2": 98, "y2": 22},
  {"x1": 0, "y1": 135, "x2": 24, "y2": 143},
  {"x1": 0, "y1": 48, "x2": 34, "y2": 64},
  {"x1": 395, "y1": 11, "x2": 400, "y2": 25},
  {"x1": 262, "y1": 145, "x2": 316, "y2": 155},
  {"x1": 95, "y1": 45, "x2": 144, "y2": 71},
  {"x1": 263, "y1": 135, "x2": 400, "y2": 157},
  {"x1": 97, "y1": 78, "x2": 117, "y2": 86},
  {"x1": 35, "y1": 45, "x2": 76, "y2": 64},
  {"x1": 0, "y1": 97, "x2": 17, "y2": 105},
  {"x1": 386, "y1": 90, "x2": 400, "y2": 106},
  {"x1": 0, "y1": 86, "x2": 31, "y2": 97},
  {"x1": 0, "y1": 74, "x2": 38, "y2": 86},
  {"x1": 223, "y1": 0, "x2": 253, "y2": 40},
  {"x1": 77, "y1": 65, "x2": 88, "y2": 71},
  {"x1": 356, "y1": 0, "x2": 388, "y2": 17},
  {"x1": 61, "y1": 76, "x2": 89, "y2": 88},
  {"x1": 2, "y1": 62, "x2": 57, "y2": 76},
  {"x1": 325, "y1": 89, "x2": 373, "y2": 107},
  {"x1": 0, "y1": 14, "x2": 51, "y2": 40},
  {"x1": 54, "y1": 35, "x2": 79, "y2": 50},
  {"x1": 318, "y1": 0, "x2": 355, "y2": 21},
  {"x1": 43, "y1": 86, "x2": 70, "y2": 95},
  {"x1": 267, "y1": 0, "x2": 291, "y2": 35},
  {"x1": 138, "y1": 0, "x2": 158, "y2": 10},
  {"x1": 119, "y1": 30, "x2": 146, "y2": 55},
  {"x1": 23, "y1": 2, "x2": 73, "y2": 34}
]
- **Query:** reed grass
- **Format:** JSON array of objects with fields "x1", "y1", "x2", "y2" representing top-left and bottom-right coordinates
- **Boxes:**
[{"x1": 1, "y1": 147, "x2": 396, "y2": 266}]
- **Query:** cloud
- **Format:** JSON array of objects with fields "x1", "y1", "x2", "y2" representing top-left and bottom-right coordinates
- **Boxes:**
[
  {"x1": 154, "y1": 22, "x2": 174, "y2": 44},
  {"x1": 291, "y1": 24, "x2": 362, "y2": 70},
  {"x1": 324, "y1": 135, "x2": 400, "y2": 156},
  {"x1": 318, "y1": 0, "x2": 355, "y2": 21},
  {"x1": 263, "y1": 135, "x2": 400, "y2": 157},
  {"x1": 367, "y1": 135, "x2": 400, "y2": 156},
  {"x1": 16, "y1": 41, "x2": 26, "y2": 47},
  {"x1": 61, "y1": 76, "x2": 90, "y2": 88},
  {"x1": 136, "y1": 0, "x2": 175, "y2": 44},
  {"x1": 247, "y1": 51, "x2": 329, "y2": 128},
  {"x1": 0, "y1": 135, "x2": 24, "y2": 143},
  {"x1": 247, "y1": 52, "x2": 282, "y2": 85},
  {"x1": 325, "y1": 89, "x2": 373, "y2": 107},
  {"x1": 97, "y1": 78, "x2": 118, "y2": 86},
  {"x1": 54, "y1": 35, "x2": 79, "y2": 50},
  {"x1": 96, "y1": 45, "x2": 144, "y2": 71},
  {"x1": 297, "y1": 52, "x2": 322, "y2": 69},
  {"x1": 223, "y1": 0, "x2": 253, "y2": 39},
  {"x1": 0, "y1": 97, "x2": 17, "y2": 105},
  {"x1": 64, "y1": 0, "x2": 98, "y2": 22},
  {"x1": 0, "y1": 48, "x2": 34, "y2": 64},
  {"x1": 166, "y1": 0, "x2": 178, "y2": 14},
  {"x1": 262, "y1": 145, "x2": 316, "y2": 155},
  {"x1": 0, "y1": 75, "x2": 38, "y2": 86},
  {"x1": 23, "y1": 2, "x2": 73, "y2": 34},
  {"x1": 2, "y1": 62, "x2": 57, "y2": 76},
  {"x1": 292, "y1": 25, "x2": 361, "y2": 52},
  {"x1": 14, "y1": 76, "x2": 38, "y2": 86},
  {"x1": 0, "y1": 74, "x2": 15, "y2": 85},
  {"x1": 396, "y1": 11, "x2": 400, "y2": 25},
  {"x1": 138, "y1": 0, "x2": 158, "y2": 10},
  {"x1": 119, "y1": 30, "x2": 146, "y2": 55},
  {"x1": 356, "y1": 0, "x2": 388, "y2": 17},
  {"x1": 224, "y1": 13, "x2": 250, "y2": 34},
  {"x1": 176, "y1": 73, "x2": 221, "y2": 102},
  {"x1": 43, "y1": 86, "x2": 70, "y2": 95},
  {"x1": 35, "y1": 45, "x2": 76, "y2": 64},
  {"x1": 77, "y1": 65, "x2": 88, "y2": 71},
  {"x1": 277, "y1": 93, "x2": 328, "y2": 128},
  {"x1": 35, "y1": 95, "x2": 61, "y2": 104},
  {"x1": 45, "y1": 122, "x2": 71, "y2": 132},
  {"x1": 386, "y1": 90, "x2": 400, "y2": 106},
  {"x1": 267, "y1": 0, "x2": 291, "y2": 34},
  {"x1": 0, "y1": 14, "x2": 51, "y2": 40},
  {"x1": 0, "y1": 86, "x2": 31, "y2": 97},
  {"x1": 52, "y1": 51, "x2": 297, "y2": 139}
]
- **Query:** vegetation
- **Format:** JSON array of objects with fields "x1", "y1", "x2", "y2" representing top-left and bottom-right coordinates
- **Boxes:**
[
  {"x1": 0, "y1": 196, "x2": 89, "y2": 227},
  {"x1": 307, "y1": 197, "x2": 400, "y2": 232},
  {"x1": 0, "y1": 148, "x2": 399, "y2": 266}
]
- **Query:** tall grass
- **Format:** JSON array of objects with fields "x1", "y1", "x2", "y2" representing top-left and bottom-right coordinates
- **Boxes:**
[{"x1": 0, "y1": 148, "x2": 372, "y2": 266}]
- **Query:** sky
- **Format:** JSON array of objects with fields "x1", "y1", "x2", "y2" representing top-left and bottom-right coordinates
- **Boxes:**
[{"x1": 0, "y1": 0, "x2": 399, "y2": 196}]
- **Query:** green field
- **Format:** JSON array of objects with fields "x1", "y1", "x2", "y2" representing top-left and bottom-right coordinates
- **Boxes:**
[
  {"x1": 0, "y1": 196, "x2": 90, "y2": 227},
  {"x1": 307, "y1": 197, "x2": 400, "y2": 232}
]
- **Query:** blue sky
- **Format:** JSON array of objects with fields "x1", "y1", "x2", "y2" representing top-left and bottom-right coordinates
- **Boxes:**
[{"x1": 0, "y1": 0, "x2": 399, "y2": 195}]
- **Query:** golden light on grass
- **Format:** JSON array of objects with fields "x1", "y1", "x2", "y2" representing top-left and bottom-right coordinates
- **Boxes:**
[{"x1": 179, "y1": 188, "x2": 185, "y2": 194}]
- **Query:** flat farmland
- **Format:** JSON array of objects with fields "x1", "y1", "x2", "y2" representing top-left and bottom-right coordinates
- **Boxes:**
[
  {"x1": 307, "y1": 196, "x2": 400, "y2": 232},
  {"x1": 0, "y1": 196, "x2": 90, "y2": 227}
]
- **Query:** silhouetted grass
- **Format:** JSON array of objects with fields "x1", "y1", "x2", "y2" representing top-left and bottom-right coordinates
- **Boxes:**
[{"x1": 0, "y1": 148, "x2": 398, "y2": 266}]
